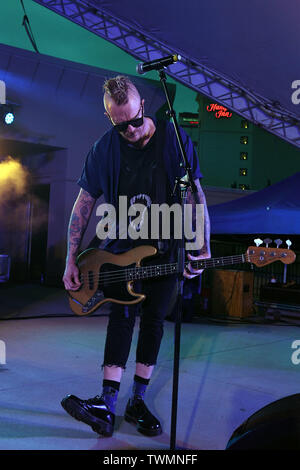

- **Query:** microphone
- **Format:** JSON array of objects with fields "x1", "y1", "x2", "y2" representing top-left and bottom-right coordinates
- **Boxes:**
[{"x1": 136, "y1": 54, "x2": 181, "y2": 75}]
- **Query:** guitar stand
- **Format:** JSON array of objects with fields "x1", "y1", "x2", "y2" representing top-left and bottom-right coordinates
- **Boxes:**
[{"x1": 157, "y1": 68, "x2": 197, "y2": 450}]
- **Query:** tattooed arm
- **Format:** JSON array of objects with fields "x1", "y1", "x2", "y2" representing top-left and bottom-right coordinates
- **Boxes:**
[
  {"x1": 63, "y1": 189, "x2": 96, "y2": 290},
  {"x1": 184, "y1": 178, "x2": 211, "y2": 279}
]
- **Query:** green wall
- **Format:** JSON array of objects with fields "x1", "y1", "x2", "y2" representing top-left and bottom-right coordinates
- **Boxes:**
[
  {"x1": 186, "y1": 95, "x2": 299, "y2": 190},
  {"x1": 252, "y1": 126, "x2": 300, "y2": 189}
]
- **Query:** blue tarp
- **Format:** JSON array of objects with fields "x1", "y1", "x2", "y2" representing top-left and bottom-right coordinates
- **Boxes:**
[{"x1": 209, "y1": 172, "x2": 300, "y2": 234}]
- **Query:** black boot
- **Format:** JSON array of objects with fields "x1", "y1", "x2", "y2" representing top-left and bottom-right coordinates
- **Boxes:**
[
  {"x1": 124, "y1": 397, "x2": 162, "y2": 436},
  {"x1": 61, "y1": 394, "x2": 115, "y2": 437}
]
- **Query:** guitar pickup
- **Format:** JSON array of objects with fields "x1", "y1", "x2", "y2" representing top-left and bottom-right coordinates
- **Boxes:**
[{"x1": 88, "y1": 270, "x2": 94, "y2": 290}]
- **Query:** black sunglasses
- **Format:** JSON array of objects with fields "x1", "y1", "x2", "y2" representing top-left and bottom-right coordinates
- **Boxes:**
[{"x1": 113, "y1": 103, "x2": 144, "y2": 133}]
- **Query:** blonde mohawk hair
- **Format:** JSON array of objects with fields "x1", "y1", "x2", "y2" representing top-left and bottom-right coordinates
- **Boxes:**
[{"x1": 103, "y1": 75, "x2": 139, "y2": 105}]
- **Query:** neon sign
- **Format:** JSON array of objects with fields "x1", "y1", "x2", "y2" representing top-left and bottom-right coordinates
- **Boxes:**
[{"x1": 206, "y1": 103, "x2": 232, "y2": 119}]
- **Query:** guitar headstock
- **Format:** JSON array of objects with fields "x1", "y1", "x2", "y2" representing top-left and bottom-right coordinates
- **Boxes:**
[{"x1": 246, "y1": 238, "x2": 296, "y2": 267}]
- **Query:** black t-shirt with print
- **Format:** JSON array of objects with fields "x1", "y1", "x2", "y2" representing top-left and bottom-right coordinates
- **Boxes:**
[
  {"x1": 102, "y1": 129, "x2": 176, "y2": 258},
  {"x1": 118, "y1": 130, "x2": 157, "y2": 206}
]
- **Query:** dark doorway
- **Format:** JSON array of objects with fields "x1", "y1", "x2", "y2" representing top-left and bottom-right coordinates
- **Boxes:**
[{"x1": 28, "y1": 184, "x2": 50, "y2": 282}]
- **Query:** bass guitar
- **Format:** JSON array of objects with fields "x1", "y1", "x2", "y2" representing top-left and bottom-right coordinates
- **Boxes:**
[{"x1": 67, "y1": 244, "x2": 296, "y2": 316}]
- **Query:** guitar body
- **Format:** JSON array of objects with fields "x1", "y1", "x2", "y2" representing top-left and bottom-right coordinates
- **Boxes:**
[{"x1": 68, "y1": 245, "x2": 157, "y2": 316}]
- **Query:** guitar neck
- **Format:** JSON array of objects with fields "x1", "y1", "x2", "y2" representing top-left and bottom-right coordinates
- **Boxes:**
[
  {"x1": 189, "y1": 253, "x2": 247, "y2": 271},
  {"x1": 126, "y1": 253, "x2": 247, "y2": 282}
]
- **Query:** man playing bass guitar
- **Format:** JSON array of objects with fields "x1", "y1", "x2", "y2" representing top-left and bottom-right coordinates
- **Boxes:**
[{"x1": 61, "y1": 75, "x2": 211, "y2": 438}]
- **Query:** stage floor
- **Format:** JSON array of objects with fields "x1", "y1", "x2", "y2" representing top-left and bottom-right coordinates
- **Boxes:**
[{"x1": 0, "y1": 284, "x2": 299, "y2": 450}]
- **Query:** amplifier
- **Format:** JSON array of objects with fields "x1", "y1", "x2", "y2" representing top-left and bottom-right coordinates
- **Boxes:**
[{"x1": 260, "y1": 283, "x2": 300, "y2": 304}]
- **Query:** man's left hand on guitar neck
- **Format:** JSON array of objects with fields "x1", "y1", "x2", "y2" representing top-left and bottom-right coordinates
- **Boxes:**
[
  {"x1": 183, "y1": 250, "x2": 211, "y2": 279},
  {"x1": 184, "y1": 178, "x2": 211, "y2": 279}
]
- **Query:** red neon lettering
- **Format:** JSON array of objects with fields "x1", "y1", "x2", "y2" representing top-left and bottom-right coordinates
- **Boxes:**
[{"x1": 207, "y1": 103, "x2": 232, "y2": 118}]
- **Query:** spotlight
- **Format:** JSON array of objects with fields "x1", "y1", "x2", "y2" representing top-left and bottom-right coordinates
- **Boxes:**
[
  {"x1": 4, "y1": 111, "x2": 14, "y2": 125},
  {"x1": 0, "y1": 103, "x2": 17, "y2": 126}
]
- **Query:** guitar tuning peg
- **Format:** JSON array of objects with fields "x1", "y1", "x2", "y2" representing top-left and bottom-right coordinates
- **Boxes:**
[
  {"x1": 286, "y1": 239, "x2": 292, "y2": 249},
  {"x1": 254, "y1": 238, "x2": 263, "y2": 247},
  {"x1": 263, "y1": 238, "x2": 272, "y2": 247},
  {"x1": 274, "y1": 238, "x2": 282, "y2": 248}
]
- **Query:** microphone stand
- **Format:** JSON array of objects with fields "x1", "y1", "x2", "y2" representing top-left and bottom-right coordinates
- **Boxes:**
[{"x1": 157, "y1": 68, "x2": 197, "y2": 450}]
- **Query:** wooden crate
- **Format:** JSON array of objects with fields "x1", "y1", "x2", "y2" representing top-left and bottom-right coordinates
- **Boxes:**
[{"x1": 211, "y1": 269, "x2": 254, "y2": 318}]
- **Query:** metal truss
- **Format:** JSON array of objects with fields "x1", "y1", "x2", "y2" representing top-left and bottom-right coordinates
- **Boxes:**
[{"x1": 33, "y1": 0, "x2": 300, "y2": 148}]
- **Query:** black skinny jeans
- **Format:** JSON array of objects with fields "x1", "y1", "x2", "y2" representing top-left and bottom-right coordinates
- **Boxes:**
[{"x1": 102, "y1": 272, "x2": 177, "y2": 369}]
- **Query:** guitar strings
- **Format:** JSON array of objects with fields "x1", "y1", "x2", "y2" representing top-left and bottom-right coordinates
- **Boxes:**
[
  {"x1": 76, "y1": 254, "x2": 265, "y2": 284},
  {"x1": 76, "y1": 251, "x2": 288, "y2": 287},
  {"x1": 79, "y1": 263, "x2": 179, "y2": 284},
  {"x1": 78, "y1": 255, "x2": 246, "y2": 281},
  {"x1": 77, "y1": 254, "x2": 250, "y2": 285}
]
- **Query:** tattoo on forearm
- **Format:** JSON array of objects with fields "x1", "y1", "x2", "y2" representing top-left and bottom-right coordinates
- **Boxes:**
[
  {"x1": 67, "y1": 189, "x2": 96, "y2": 261},
  {"x1": 187, "y1": 180, "x2": 211, "y2": 254}
]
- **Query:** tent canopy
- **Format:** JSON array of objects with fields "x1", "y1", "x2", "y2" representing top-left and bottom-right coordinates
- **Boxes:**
[
  {"x1": 209, "y1": 172, "x2": 300, "y2": 234},
  {"x1": 33, "y1": 0, "x2": 300, "y2": 147}
]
